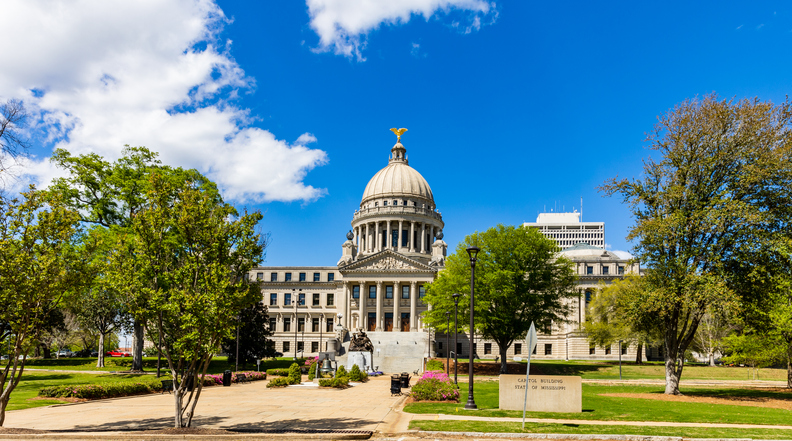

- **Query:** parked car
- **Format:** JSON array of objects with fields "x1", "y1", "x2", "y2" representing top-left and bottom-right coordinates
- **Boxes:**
[
  {"x1": 56, "y1": 349, "x2": 74, "y2": 358},
  {"x1": 105, "y1": 350, "x2": 131, "y2": 357}
]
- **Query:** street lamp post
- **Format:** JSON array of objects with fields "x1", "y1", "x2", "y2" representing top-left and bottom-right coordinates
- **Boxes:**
[
  {"x1": 465, "y1": 246, "x2": 480, "y2": 410},
  {"x1": 452, "y1": 293, "x2": 461, "y2": 385},
  {"x1": 445, "y1": 311, "x2": 451, "y2": 375}
]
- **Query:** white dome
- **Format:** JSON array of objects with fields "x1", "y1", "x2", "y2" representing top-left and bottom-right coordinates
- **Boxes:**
[{"x1": 361, "y1": 143, "x2": 434, "y2": 205}]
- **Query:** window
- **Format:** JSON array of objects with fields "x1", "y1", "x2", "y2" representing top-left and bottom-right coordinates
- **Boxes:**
[
  {"x1": 457, "y1": 342, "x2": 462, "y2": 355},
  {"x1": 385, "y1": 286, "x2": 393, "y2": 299},
  {"x1": 438, "y1": 342, "x2": 443, "y2": 350},
  {"x1": 544, "y1": 344, "x2": 552, "y2": 355},
  {"x1": 299, "y1": 272, "x2": 306, "y2": 282},
  {"x1": 369, "y1": 286, "x2": 377, "y2": 299},
  {"x1": 621, "y1": 345, "x2": 627, "y2": 355},
  {"x1": 514, "y1": 343, "x2": 522, "y2": 354},
  {"x1": 285, "y1": 273, "x2": 292, "y2": 282},
  {"x1": 283, "y1": 341, "x2": 290, "y2": 352},
  {"x1": 270, "y1": 273, "x2": 278, "y2": 282},
  {"x1": 312, "y1": 293, "x2": 320, "y2": 306},
  {"x1": 297, "y1": 341, "x2": 304, "y2": 353},
  {"x1": 269, "y1": 317, "x2": 276, "y2": 331},
  {"x1": 313, "y1": 272, "x2": 320, "y2": 282},
  {"x1": 402, "y1": 230, "x2": 408, "y2": 247},
  {"x1": 605, "y1": 347, "x2": 611, "y2": 355},
  {"x1": 393, "y1": 199, "x2": 397, "y2": 205},
  {"x1": 589, "y1": 346, "x2": 596, "y2": 355},
  {"x1": 312, "y1": 318, "x2": 319, "y2": 332},
  {"x1": 585, "y1": 291, "x2": 592, "y2": 304},
  {"x1": 602, "y1": 266, "x2": 609, "y2": 275},
  {"x1": 383, "y1": 200, "x2": 387, "y2": 206},
  {"x1": 586, "y1": 266, "x2": 593, "y2": 275},
  {"x1": 284, "y1": 293, "x2": 292, "y2": 306},
  {"x1": 283, "y1": 318, "x2": 291, "y2": 332},
  {"x1": 419, "y1": 286, "x2": 426, "y2": 298},
  {"x1": 326, "y1": 318, "x2": 334, "y2": 332},
  {"x1": 484, "y1": 343, "x2": 492, "y2": 355},
  {"x1": 392, "y1": 230, "x2": 398, "y2": 247},
  {"x1": 327, "y1": 293, "x2": 334, "y2": 306},
  {"x1": 328, "y1": 273, "x2": 335, "y2": 282},
  {"x1": 533, "y1": 345, "x2": 537, "y2": 355},
  {"x1": 256, "y1": 272, "x2": 263, "y2": 281},
  {"x1": 311, "y1": 342, "x2": 318, "y2": 353},
  {"x1": 618, "y1": 266, "x2": 625, "y2": 275},
  {"x1": 352, "y1": 286, "x2": 360, "y2": 299},
  {"x1": 472, "y1": 343, "x2": 477, "y2": 355},
  {"x1": 270, "y1": 293, "x2": 277, "y2": 306},
  {"x1": 298, "y1": 317, "x2": 305, "y2": 332},
  {"x1": 299, "y1": 293, "x2": 305, "y2": 305},
  {"x1": 244, "y1": 273, "x2": 249, "y2": 281},
  {"x1": 402, "y1": 285, "x2": 410, "y2": 299}
]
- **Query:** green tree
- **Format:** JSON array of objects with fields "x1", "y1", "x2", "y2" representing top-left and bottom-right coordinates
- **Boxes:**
[
  {"x1": 0, "y1": 188, "x2": 85, "y2": 426},
  {"x1": 423, "y1": 224, "x2": 578, "y2": 374},
  {"x1": 583, "y1": 275, "x2": 662, "y2": 364},
  {"x1": 110, "y1": 171, "x2": 265, "y2": 428},
  {"x1": 601, "y1": 94, "x2": 792, "y2": 394},
  {"x1": 222, "y1": 301, "x2": 275, "y2": 366}
]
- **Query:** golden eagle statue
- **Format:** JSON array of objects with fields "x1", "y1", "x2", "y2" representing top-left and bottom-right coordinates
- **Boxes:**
[{"x1": 390, "y1": 128, "x2": 408, "y2": 143}]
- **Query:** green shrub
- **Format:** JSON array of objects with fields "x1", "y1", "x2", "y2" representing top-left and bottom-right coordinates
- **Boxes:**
[
  {"x1": 409, "y1": 370, "x2": 459, "y2": 402},
  {"x1": 318, "y1": 376, "x2": 349, "y2": 388},
  {"x1": 425, "y1": 359, "x2": 444, "y2": 371},
  {"x1": 267, "y1": 377, "x2": 290, "y2": 388},
  {"x1": 38, "y1": 379, "x2": 162, "y2": 399},
  {"x1": 287, "y1": 362, "x2": 302, "y2": 385},
  {"x1": 335, "y1": 365, "x2": 347, "y2": 378},
  {"x1": 266, "y1": 368, "x2": 290, "y2": 376},
  {"x1": 348, "y1": 364, "x2": 368, "y2": 382}
]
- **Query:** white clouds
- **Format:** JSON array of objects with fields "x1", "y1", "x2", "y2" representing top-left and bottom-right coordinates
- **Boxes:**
[
  {"x1": 0, "y1": 0, "x2": 327, "y2": 203},
  {"x1": 306, "y1": 0, "x2": 496, "y2": 60}
]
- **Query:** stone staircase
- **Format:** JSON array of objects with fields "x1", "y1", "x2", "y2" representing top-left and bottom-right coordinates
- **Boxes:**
[{"x1": 336, "y1": 331, "x2": 429, "y2": 374}]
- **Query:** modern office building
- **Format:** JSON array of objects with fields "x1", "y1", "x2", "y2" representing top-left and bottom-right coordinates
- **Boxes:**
[{"x1": 523, "y1": 211, "x2": 605, "y2": 250}]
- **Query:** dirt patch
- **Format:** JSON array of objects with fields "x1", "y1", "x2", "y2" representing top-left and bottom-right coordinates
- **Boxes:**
[{"x1": 601, "y1": 391, "x2": 792, "y2": 411}]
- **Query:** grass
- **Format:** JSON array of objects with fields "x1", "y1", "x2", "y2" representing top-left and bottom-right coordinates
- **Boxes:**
[
  {"x1": 409, "y1": 420, "x2": 792, "y2": 439},
  {"x1": 2, "y1": 356, "x2": 298, "y2": 374},
  {"x1": 404, "y1": 381, "x2": 792, "y2": 425},
  {"x1": 3, "y1": 371, "x2": 160, "y2": 411},
  {"x1": 528, "y1": 360, "x2": 787, "y2": 381}
]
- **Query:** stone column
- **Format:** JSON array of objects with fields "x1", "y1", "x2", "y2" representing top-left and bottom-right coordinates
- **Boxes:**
[
  {"x1": 354, "y1": 226, "x2": 360, "y2": 250},
  {"x1": 409, "y1": 221, "x2": 415, "y2": 252},
  {"x1": 341, "y1": 282, "x2": 350, "y2": 329},
  {"x1": 365, "y1": 223, "x2": 370, "y2": 253},
  {"x1": 359, "y1": 282, "x2": 365, "y2": 330},
  {"x1": 410, "y1": 281, "x2": 417, "y2": 332},
  {"x1": 375, "y1": 221, "x2": 381, "y2": 252},
  {"x1": 421, "y1": 223, "x2": 426, "y2": 253},
  {"x1": 429, "y1": 225, "x2": 434, "y2": 247},
  {"x1": 393, "y1": 281, "x2": 401, "y2": 332},
  {"x1": 387, "y1": 220, "x2": 392, "y2": 250},
  {"x1": 375, "y1": 281, "x2": 383, "y2": 331},
  {"x1": 398, "y1": 220, "x2": 403, "y2": 251}
]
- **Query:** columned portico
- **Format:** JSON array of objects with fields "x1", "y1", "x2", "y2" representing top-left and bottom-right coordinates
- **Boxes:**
[{"x1": 375, "y1": 281, "x2": 383, "y2": 331}]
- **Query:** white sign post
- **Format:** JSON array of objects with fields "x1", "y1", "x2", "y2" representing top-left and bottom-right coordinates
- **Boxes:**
[{"x1": 522, "y1": 322, "x2": 538, "y2": 429}]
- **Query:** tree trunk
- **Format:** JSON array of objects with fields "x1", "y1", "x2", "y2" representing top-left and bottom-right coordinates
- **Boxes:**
[
  {"x1": 708, "y1": 351, "x2": 715, "y2": 367},
  {"x1": 787, "y1": 359, "x2": 792, "y2": 389},
  {"x1": 97, "y1": 333, "x2": 105, "y2": 368},
  {"x1": 635, "y1": 343, "x2": 643, "y2": 364},
  {"x1": 132, "y1": 320, "x2": 144, "y2": 371},
  {"x1": 173, "y1": 380, "x2": 183, "y2": 428},
  {"x1": 664, "y1": 355, "x2": 682, "y2": 395},
  {"x1": 0, "y1": 395, "x2": 7, "y2": 427},
  {"x1": 499, "y1": 346, "x2": 509, "y2": 374},
  {"x1": 41, "y1": 344, "x2": 51, "y2": 359}
]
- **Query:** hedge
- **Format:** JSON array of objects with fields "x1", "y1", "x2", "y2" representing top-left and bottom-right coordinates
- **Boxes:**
[
  {"x1": 267, "y1": 377, "x2": 290, "y2": 388},
  {"x1": 318, "y1": 376, "x2": 349, "y2": 388},
  {"x1": 266, "y1": 368, "x2": 290, "y2": 377}
]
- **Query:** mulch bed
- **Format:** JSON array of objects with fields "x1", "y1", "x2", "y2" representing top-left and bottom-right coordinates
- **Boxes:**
[{"x1": 601, "y1": 389, "x2": 792, "y2": 411}]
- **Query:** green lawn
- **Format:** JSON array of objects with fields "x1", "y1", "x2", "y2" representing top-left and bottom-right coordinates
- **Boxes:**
[
  {"x1": 2, "y1": 356, "x2": 298, "y2": 374},
  {"x1": 409, "y1": 420, "x2": 792, "y2": 439},
  {"x1": 4, "y1": 371, "x2": 161, "y2": 411},
  {"x1": 404, "y1": 381, "x2": 792, "y2": 425},
  {"x1": 528, "y1": 360, "x2": 787, "y2": 381}
]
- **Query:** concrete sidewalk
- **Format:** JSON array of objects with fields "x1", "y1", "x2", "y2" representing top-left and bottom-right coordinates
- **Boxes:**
[{"x1": 4, "y1": 375, "x2": 405, "y2": 433}]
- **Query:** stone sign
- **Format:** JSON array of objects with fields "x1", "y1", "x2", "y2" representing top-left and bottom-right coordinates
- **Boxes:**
[{"x1": 498, "y1": 375, "x2": 581, "y2": 413}]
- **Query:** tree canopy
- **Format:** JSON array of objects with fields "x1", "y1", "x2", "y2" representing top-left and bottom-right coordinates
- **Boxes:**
[
  {"x1": 601, "y1": 94, "x2": 792, "y2": 394},
  {"x1": 423, "y1": 224, "x2": 578, "y2": 374}
]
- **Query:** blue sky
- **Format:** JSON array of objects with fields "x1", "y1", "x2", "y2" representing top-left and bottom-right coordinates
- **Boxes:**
[{"x1": 2, "y1": 1, "x2": 791, "y2": 266}]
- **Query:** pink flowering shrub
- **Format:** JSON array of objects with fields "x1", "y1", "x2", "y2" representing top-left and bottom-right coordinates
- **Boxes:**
[{"x1": 408, "y1": 370, "x2": 459, "y2": 402}]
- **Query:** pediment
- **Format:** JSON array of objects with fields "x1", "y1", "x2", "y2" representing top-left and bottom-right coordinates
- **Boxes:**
[{"x1": 339, "y1": 250, "x2": 434, "y2": 273}]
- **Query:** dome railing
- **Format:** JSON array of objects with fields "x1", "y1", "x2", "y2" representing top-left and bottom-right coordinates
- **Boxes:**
[{"x1": 352, "y1": 205, "x2": 443, "y2": 221}]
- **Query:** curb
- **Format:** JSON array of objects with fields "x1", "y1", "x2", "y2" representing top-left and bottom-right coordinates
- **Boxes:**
[{"x1": 408, "y1": 432, "x2": 769, "y2": 441}]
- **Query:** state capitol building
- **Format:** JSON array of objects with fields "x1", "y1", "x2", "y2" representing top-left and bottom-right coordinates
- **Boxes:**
[{"x1": 248, "y1": 132, "x2": 642, "y2": 364}]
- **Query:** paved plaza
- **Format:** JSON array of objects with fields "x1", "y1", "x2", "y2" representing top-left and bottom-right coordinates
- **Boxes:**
[{"x1": 4, "y1": 375, "x2": 409, "y2": 434}]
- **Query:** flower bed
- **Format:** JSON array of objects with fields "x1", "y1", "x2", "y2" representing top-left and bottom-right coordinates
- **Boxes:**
[
  {"x1": 38, "y1": 371, "x2": 267, "y2": 400},
  {"x1": 408, "y1": 370, "x2": 459, "y2": 402}
]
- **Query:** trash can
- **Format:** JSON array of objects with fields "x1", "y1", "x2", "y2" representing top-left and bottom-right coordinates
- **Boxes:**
[
  {"x1": 390, "y1": 374, "x2": 402, "y2": 395},
  {"x1": 400, "y1": 372, "x2": 410, "y2": 388},
  {"x1": 223, "y1": 370, "x2": 232, "y2": 387}
]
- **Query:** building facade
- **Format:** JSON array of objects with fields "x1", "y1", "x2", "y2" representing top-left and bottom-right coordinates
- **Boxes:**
[{"x1": 249, "y1": 134, "x2": 640, "y2": 363}]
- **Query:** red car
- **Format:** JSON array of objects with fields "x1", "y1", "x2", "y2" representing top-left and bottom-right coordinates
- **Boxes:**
[{"x1": 105, "y1": 350, "x2": 131, "y2": 357}]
